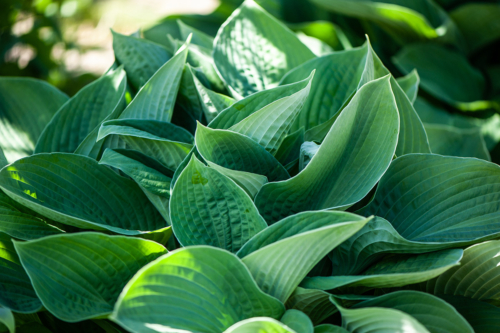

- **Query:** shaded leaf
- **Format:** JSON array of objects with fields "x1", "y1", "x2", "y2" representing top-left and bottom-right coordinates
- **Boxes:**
[{"x1": 0, "y1": 154, "x2": 165, "y2": 234}]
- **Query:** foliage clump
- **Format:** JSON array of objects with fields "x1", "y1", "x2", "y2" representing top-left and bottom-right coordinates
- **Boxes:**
[{"x1": 1, "y1": 0, "x2": 500, "y2": 332}]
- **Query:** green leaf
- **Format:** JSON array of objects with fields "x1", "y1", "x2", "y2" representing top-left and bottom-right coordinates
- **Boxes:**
[
  {"x1": 286, "y1": 288, "x2": 336, "y2": 326},
  {"x1": 213, "y1": 0, "x2": 315, "y2": 97},
  {"x1": 280, "y1": 310, "x2": 313, "y2": 333},
  {"x1": 296, "y1": 32, "x2": 334, "y2": 57},
  {"x1": 0, "y1": 306, "x2": 14, "y2": 333},
  {"x1": 310, "y1": 0, "x2": 461, "y2": 46},
  {"x1": 98, "y1": 148, "x2": 172, "y2": 224},
  {"x1": 117, "y1": 40, "x2": 189, "y2": 122},
  {"x1": 255, "y1": 75, "x2": 399, "y2": 223},
  {"x1": 177, "y1": 20, "x2": 214, "y2": 50},
  {"x1": 351, "y1": 291, "x2": 474, "y2": 333},
  {"x1": 189, "y1": 66, "x2": 234, "y2": 123},
  {"x1": 420, "y1": 241, "x2": 500, "y2": 302},
  {"x1": 229, "y1": 71, "x2": 314, "y2": 155},
  {"x1": 0, "y1": 191, "x2": 63, "y2": 241},
  {"x1": 112, "y1": 31, "x2": 172, "y2": 90},
  {"x1": 274, "y1": 128, "x2": 304, "y2": 167},
  {"x1": 0, "y1": 233, "x2": 41, "y2": 313},
  {"x1": 195, "y1": 124, "x2": 290, "y2": 182},
  {"x1": 280, "y1": 43, "x2": 368, "y2": 131},
  {"x1": 111, "y1": 246, "x2": 285, "y2": 333},
  {"x1": 330, "y1": 296, "x2": 431, "y2": 333},
  {"x1": 0, "y1": 148, "x2": 7, "y2": 170},
  {"x1": 329, "y1": 217, "x2": 457, "y2": 276},
  {"x1": 0, "y1": 153, "x2": 166, "y2": 235},
  {"x1": 424, "y1": 124, "x2": 490, "y2": 160},
  {"x1": 393, "y1": 44, "x2": 485, "y2": 105},
  {"x1": 241, "y1": 216, "x2": 369, "y2": 302},
  {"x1": 204, "y1": 162, "x2": 268, "y2": 198},
  {"x1": 360, "y1": 154, "x2": 500, "y2": 243},
  {"x1": 225, "y1": 318, "x2": 297, "y2": 333},
  {"x1": 396, "y1": 69, "x2": 419, "y2": 104},
  {"x1": 0, "y1": 78, "x2": 68, "y2": 162},
  {"x1": 98, "y1": 119, "x2": 193, "y2": 171},
  {"x1": 438, "y1": 295, "x2": 500, "y2": 333},
  {"x1": 302, "y1": 249, "x2": 463, "y2": 291},
  {"x1": 35, "y1": 67, "x2": 127, "y2": 154},
  {"x1": 13, "y1": 233, "x2": 167, "y2": 322},
  {"x1": 237, "y1": 211, "x2": 367, "y2": 258},
  {"x1": 170, "y1": 155, "x2": 266, "y2": 252},
  {"x1": 450, "y1": 3, "x2": 500, "y2": 54},
  {"x1": 209, "y1": 74, "x2": 312, "y2": 130},
  {"x1": 314, "y1": 324, "x2": 349, "y2": 333}
]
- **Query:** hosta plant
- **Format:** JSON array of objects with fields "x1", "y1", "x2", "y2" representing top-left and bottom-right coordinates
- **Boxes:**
[{"x1": 1, "y1": 1, "x2": 500, "y2": 332}]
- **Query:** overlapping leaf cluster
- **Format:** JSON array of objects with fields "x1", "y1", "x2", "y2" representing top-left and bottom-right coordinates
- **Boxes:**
[{"x1": 1, "y1": 1, "x2": 500, "y2": 332}]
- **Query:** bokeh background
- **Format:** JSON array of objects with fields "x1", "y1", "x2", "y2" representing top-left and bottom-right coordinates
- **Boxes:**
[{"x1": 0, "y1": 0, "x2": 219, "y2": 95}]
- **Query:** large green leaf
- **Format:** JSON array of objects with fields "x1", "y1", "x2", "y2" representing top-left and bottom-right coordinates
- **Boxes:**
[
  {"x1": 310, "y1": 0, "x2": 460, "y2": 46},
  {"x1": 438, "y1": 295, "x2": 500, "y2": 333},
  {"x1": 419, "y1": 241, "x2": 500, "y2": 302},
  {"x1": 255, "y1": 76, "x2": 399, "y2": 223},
  {"x1": 117, "y1": 40, "x2": 189, "y2": 122},
  {"x1": 35, "y1": 68, "x2": 127, "y2": 154},
  {"x1": 112, "y1": 31, "x2": 172, "y2": 89},
  {"x1": 360, "y1": 154, "x2": 500, "y2": 242},
  {"x1": 241, "y1": 217, "x2": 369, "y2": 302},
  {"x1": 280, "y1": 44, "x2": 367, "y2": 131},
  {"x1": 98, "y1": 149, "x2": 172, "y2": 224},
  {"x1": 229, "y1": 71, "x2": 314, "y2": 155},
  {"x1": 13, "y1": 233, "x2": 167, "y2": 322},
  {"x1": 0, "y1": 78, "x2": 68, "y2": 162},
  {"x1": 111, "y1": 246, "x2": 285, "y2": 333},
  {"x1": 302, "y1": 249, "x2": 463, "y2": 290},
  {"x1": 331, "y1": 296, "x2": 431, "y2": 333},
  {"x1": 450, "y1": 3, "x2": 500, "y2": 54},
  {"x1": 237, "y1": 211, "x2": 367, "y2": 258},
  {"x1": 286, "y1": 288, "x2": 336, "y2": 325},
  {"x1": 170, "y1": 155, "x2": 267, "y2": 252},
  {"x1": 195, "y1": 124, "x2": 289, "y2": 182},
  {"x1": 97, "y1": 119, "x2": 193, "y2": 171},
  {"x1": 329, "y1": 217, "x2": 457, "y2": 276},
  {"x1": 208, "y1": 76, "x2": 311, "y2": 130},
  {"x1": 0, "y1": 306, "x2": 14, "y2": 333},
  {"x1": 177, "y1": 20, "x2": 214, "y2": 50},
  {"x1": 189, "y1": 66, "x2": 234, "y2": 123},
  {"x1": 0, "y1": 154, "x2": 165, "y2": 234},
  {"x1": 0, "y1": 233, "x2": 41, "y2": 313},
  {"x1": 0, "y1": 191, "x2": 63, "y2": 241},
  {"x1": 424, "y1": 124, "x2": 490, "y2": 160},
  {"x1": 393, "y1": 44, "x2": 485, "y2": 106},
  {"x1": 351, "y1": 291, "x2": 473, "y2": 333},
  {"x1": 213, "y1": 0, "x2": 315, "y2": 97},
  {"x1": 280, "y1": 310, "x2": 313, "y2": 333},
  {"x1": 225, "y1": 318, "x2": 296, "y2": 333},
  {"x1": 98, "y1": 119, "x2": 193, "y2": 171}
]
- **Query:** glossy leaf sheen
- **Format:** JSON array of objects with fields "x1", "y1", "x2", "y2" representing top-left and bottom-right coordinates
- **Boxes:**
[
  {"x1": 14, "y1": 233, "x2": 167, "y2": 322},
  {"x1": 112, "y1": 246, "x2": 285, "y2": 333}
]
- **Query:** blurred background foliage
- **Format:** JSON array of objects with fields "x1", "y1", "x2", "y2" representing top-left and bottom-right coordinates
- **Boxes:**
[{"x1": 0, "y1": 0, "x2": 218, "y2": 96}]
